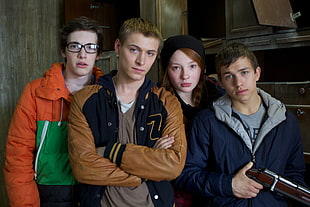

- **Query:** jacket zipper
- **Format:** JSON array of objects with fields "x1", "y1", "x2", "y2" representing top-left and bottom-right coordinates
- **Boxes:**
[
  {"x1": 248, "y1": 198, "x2": 252, "y2": 207},
  {"x1": 34, "y1": 120, "x2": 49, "y2": 180},
  {"x1": 247, "y1": 153, "x2": 256, "y2": 207}
]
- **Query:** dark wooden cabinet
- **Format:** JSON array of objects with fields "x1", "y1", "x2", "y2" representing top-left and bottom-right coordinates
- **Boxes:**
[
  {"x1": 225, "y1": 0, "x2": 273, "y2": 39},
  {"x1": 187, "y1": 0, "x2": 310, "y2": 165},
  {"x1": 64, "y1": 0, "x2": 139, "y2": 51},
  {"x1": 193, "y1": 0, "x2": 310, "y2": 53},
  {"x1": 64, "y1": 0, "x2": 140, "y2": 74},
  {"x1": 225, "y1": 0, "x2": 300, "y2": 39},
  {"x1": 140, "y1": 0, "x2": 187, "y2": 39},
  {"x1": 257, "y1": 82, "x2": 310, "y2": 153}
]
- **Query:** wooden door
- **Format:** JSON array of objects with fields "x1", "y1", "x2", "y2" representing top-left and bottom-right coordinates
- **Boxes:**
[
  {"x1": 226, "y1": 0, "x2": 273, "y2": 39},
  {"x1": 252, "y1": 0, "x2": 297, "y2": 28},
  {"x1": 226, "y1": 0, "x2": 297, "y2": 39},
  {"x1": 140, "y1": 0, "x2": 187, "y2": 39}
]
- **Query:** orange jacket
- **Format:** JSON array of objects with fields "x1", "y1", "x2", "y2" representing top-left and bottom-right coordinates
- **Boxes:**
[{"x1": 4, "y1": 63, "x2": 103, "y2": 207}]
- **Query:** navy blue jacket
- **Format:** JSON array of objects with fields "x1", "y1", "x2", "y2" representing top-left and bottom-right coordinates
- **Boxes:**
[{"x1": 175, "y1": 89, "x2": 306, "y2": 207}]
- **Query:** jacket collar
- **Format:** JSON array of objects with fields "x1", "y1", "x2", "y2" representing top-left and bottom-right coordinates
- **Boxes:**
[
  {"x1": 36, "y1": 62, "x2": 103, "y2": 101},
  {"x1": 213, "y1": 88, "x2": 287, "y2": 153},
  {"x1": 98, "y1": 70, "x2": 156, "y2": 104}
]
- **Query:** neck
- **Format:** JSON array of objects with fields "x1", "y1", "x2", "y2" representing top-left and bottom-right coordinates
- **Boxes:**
[
  {"x1": 232, "y1": 94, "x2": 262, "y2": 115},
  {"x1": 64, "y1": 73, "x2": 92, "y2": 94},
  {"x1": 177, "y1": 91, "x2": 195, "y2": 107},
  {"x1": 113, "y1": 74, "x2": 143, "y2": 104}
]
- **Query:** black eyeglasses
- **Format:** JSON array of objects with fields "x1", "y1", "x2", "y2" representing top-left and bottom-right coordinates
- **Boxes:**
[{"x1": 66, "y1": 42, "x2": 99, "y2": 54}]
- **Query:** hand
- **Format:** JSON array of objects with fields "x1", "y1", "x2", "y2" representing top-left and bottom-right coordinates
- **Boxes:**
[
  {"x1": 153, "y1": 135, "x2": 174, "y2": 149},
  {"x1": 232, "y1": 162, "x2": 263, "y2": 198}
]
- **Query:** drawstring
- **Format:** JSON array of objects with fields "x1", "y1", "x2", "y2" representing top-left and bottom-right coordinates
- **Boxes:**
[
  {"x1": 58, "y1": 98, "x2": 64, "y2": 126},
  {"x1": 34, "y1": 120, "x2": 49, "y2": 180}
]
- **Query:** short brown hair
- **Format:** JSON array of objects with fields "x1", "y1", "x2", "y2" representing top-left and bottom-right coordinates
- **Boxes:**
[
  {"x1": 215, "y1": 42, "x2": 259, "y2": 80},
  {"x1": 60, "y1": 16, "x2": 104, "y2": 55}
]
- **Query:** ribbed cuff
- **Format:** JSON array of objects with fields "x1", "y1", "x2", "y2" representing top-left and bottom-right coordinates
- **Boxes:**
[{"x1": 104, "y1": 142, "x2": 126, "y2": 166}]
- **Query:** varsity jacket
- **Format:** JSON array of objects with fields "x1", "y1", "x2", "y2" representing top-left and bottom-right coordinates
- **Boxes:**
[
  {"x1": 4, "y1": 63, "x2": 103, "y2": 207},
  {"x1": 68, "y1": 70, "x2": 187, "y2": 207},
  {"x1": 175, "y1": 89, "x2": 306, "y2": 207}
]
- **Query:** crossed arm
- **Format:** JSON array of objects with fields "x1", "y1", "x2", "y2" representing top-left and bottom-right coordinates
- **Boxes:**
[{"x1": 68, "y1": 87, "x2": 186, "y2": 186}]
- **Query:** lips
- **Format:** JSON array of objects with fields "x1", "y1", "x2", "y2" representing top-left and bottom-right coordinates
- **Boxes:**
[
  {"x1": 181, "y1": 83, "x2": 192, "y2": 87},
  {"x1": 77, "y1": 62, "x2": 88, "y2": 68},
  {"x1": 133, "y1": 67, "x2": 144, "y2": 73},
  {"x1": 236, "y1": 89, "x2": 247, "y2": 95}
]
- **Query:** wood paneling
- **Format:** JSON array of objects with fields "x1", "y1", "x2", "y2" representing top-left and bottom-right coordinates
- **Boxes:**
[
  {"x1": 140, "y1": 0, "x2": 188, "y2": 82},
  {"x1": 0, "y1": 0, "x2": 64, "y2": 206},
  {"x1": 140, "y1": 0, "x2": 187, "y2": 39},
  {"x1": 257, "y1": 82, "x2": 310, "y2": 154},
  {"x1": 64, "y1": 0, "x2": 118, "y2": 51},
  {"x1": 64, "y1": 0, "x2": 140, "y2": 51}
]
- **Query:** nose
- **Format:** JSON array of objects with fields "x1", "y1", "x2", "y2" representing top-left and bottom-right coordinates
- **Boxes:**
[
  {"x1": 136, "y1": 52, "x2": 145, "y2": 65},
  {"x1": 78, "y1": 47, "x2": 87, "y2": 58},
  {"x1": 234, "y1": 75, "x2": 243, "y2": 87},
  {"x1": 181, "y1": 69, "x2": 190, "y2": 80}
]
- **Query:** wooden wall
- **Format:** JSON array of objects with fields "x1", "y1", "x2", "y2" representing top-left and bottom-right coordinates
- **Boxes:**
[
  {"x1": 0, "y1": 0, "x2": 64, "y2": 206},
  {"x1": 0, "y1": 1, "x2": 183, "y2": 206}
]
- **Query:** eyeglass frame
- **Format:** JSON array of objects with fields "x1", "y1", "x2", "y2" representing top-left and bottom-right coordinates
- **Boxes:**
[{"x1": 66, "y1": 42, "x2": 99, "y2": 54}]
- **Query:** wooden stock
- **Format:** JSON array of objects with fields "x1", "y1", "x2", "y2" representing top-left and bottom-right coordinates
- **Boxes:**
[{"x1": 246, "y1": 168, "x2": 310, "y2": 206}]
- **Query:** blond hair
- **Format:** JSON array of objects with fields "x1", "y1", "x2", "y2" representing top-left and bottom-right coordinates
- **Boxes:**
[{"x1": 118, "y1": 18, "x2": 163, "y2": 50}]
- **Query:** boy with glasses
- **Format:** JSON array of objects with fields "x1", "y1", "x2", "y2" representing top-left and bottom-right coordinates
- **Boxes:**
[{"x1": 4, "y1": 16, "x2": 104, "y2": 207}]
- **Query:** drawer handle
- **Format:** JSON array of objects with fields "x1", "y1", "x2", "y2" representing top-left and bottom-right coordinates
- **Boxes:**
[
  {"x1": 296, "y1": 109, "x2": 305, "y2": 116},
  {"x1": 90, "y1": 5, "x2": 100, "y2": 9},
  {"x1": 299, "y1": 88, "x2": 306, "y2": 95}
]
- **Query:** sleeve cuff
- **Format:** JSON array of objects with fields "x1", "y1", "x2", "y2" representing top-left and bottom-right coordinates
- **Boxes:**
[
  {"x1": 221, "y1": 174, "x2": 234, "y2": 196},
  {"x1": 104, "y1": 142, "x2": 126, "y2": 166}
]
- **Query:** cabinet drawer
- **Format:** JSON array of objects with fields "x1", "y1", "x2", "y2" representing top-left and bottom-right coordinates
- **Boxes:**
[
  {"x1": 257, "y1": 81, "x2": 310, "y2": 105},
  {"x1": 257, "y1": 82, "x2": 310, "y2": 154},
  {"x1": 286, "y1": 105, "x2": 310, "y2": 153}
]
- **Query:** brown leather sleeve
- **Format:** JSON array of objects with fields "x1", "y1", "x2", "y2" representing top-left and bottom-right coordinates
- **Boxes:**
[
  {"x1": 120, "y1": 87, "x2": 187, "y2": 182},
  {"x1": 68, "y1": 85, "x2": 142, "y2": 187}
]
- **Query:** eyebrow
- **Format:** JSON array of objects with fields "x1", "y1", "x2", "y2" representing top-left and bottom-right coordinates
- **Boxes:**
[
  {"x1": 239, "y1": 67, "x2": 250, "y2": 72},
  {"x1": 67, "y1": 41, "x2": 97, "y2": 44},
  {"x1": 223, "y1": 71, "x2": 232, "y2": 76},
  {"x1": 67, "y1": 41, "x2": 80, "y2": 44},
  {"x1": 128, "y1": 44, "x2": 158, "y2": 53},
  {"x1": 222, "y1": 67, "x2": 250, "y2": 75}
]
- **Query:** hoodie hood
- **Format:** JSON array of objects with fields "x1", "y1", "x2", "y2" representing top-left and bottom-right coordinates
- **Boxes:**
[{"x1": 213, "y1": 88, "x2": 286, "y2": 153}]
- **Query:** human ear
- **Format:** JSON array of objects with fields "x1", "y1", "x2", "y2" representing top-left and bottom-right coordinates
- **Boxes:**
[
  {"x1": 61, "y1": 49, "x2": 66, "y2": 58},
  {"x1": 114, "y1": 39, "x2": 121, "y2": 54},
  {"x1": 255, "y1": 67, "x2": 261, "y2": 81}
]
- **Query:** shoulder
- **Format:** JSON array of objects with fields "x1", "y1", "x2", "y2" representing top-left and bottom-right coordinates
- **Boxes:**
[
  {"x1": 151, "y1": 86, "x2": 180, "y2": 107},
  {"x1": 284, "y1": 108, "x2": 300, "y2": 126},
  {"x1": 151, "y1": 86, "x2": 177, "y2": 100},
  {"x1": 20, "y1": 77, "x2": 46, "y2": 98},
  {"x1": 75, "y1": 84, "x2": 103, "y2": 97},
  {"x1": 196, "y1": 107, "x2": 216, "y2": 121},
  {"x1": 72, "y1": 84, "x2": 104, "y2": 106}
]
